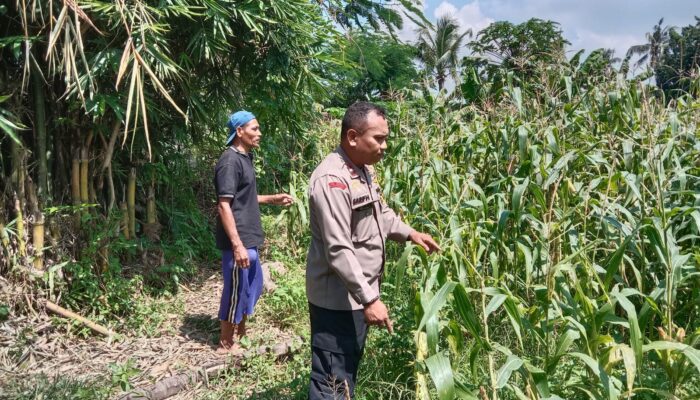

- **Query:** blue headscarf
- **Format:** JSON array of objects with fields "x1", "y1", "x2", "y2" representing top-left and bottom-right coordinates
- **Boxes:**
[{"x1": 226, "y1": 110, "x2": 256, "y2": 145}]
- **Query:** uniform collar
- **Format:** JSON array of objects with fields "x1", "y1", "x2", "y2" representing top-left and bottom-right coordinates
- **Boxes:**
[{"x1": 336, "y1": 146, "x2": 367, "y2": 183}]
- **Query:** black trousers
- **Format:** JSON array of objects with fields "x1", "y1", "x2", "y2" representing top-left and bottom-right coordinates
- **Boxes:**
[{"x1": 308, "y1": 303, "x2": 368, "y2": 400}]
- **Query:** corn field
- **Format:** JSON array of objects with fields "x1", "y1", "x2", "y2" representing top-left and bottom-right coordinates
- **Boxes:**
[{"x1": 366, "y1": 73, "x2": 700, "y2": 399}]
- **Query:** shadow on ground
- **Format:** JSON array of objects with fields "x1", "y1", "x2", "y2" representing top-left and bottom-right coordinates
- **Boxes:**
[{"x1": 180, "y1": 313, "x2": 219, "y2": 349}]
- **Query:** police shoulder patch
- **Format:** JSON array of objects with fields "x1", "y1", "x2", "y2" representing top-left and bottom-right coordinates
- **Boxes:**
[{"x1": 328, "y1": 181, "x2": 347, "y2": 190}]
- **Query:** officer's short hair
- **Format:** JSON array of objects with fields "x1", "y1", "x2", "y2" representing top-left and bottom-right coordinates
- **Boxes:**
[{"x1": 341, "y1": 102, "x2": 386, "y2": 140}]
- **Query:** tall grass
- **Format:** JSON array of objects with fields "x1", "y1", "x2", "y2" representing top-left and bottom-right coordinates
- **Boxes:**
[{"x1": 376, "y1": 72, "x2": 700, "y2": 399}]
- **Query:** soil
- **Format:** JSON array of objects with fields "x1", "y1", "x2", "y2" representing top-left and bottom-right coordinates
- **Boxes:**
[{"x1": 0, "y1": 269, "x2": 298, "y2": 399}]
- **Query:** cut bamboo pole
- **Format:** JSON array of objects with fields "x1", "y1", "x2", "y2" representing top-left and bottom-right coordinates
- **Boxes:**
[
  {"x1": 127, "y1": 168, "x2": 136, "y2": 238},
  {"x1": 45, "y1": 300, "x2": 114, "y2": 337},
  {"x1": 119, "y1": 337, "x2": 302, "y2": 400}
]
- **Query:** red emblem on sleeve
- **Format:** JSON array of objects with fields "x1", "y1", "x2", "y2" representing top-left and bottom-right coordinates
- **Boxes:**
[{"x1": 328, "y1": 182, "x2": 347, "y2": 190}]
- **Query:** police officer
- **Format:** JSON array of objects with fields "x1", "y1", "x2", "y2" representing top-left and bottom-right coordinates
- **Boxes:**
[{"x1": 306, "y1": 101, "x2": 440, "y2": 399}]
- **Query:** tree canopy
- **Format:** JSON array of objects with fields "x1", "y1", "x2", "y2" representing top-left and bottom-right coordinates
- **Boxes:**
[{"x1": 655, "y1": 17, "x2": 700, "y2": 97}]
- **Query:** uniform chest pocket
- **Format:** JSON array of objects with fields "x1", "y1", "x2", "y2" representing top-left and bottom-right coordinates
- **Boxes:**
[{"x1": 351, "y1": 200, "x2": 378, "y2": 243}]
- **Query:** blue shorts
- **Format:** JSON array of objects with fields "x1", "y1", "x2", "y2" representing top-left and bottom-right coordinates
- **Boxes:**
[{"x1": 218, "y1": 248, "x2": 263, "y2": 324}]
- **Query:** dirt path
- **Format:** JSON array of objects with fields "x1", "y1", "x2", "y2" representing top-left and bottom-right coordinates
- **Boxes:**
[{"x1": 0, "y1": 268, "x2": 299, "y2": 399}]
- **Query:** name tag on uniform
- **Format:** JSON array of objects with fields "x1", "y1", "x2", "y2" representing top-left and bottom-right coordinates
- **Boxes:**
[
  {"x1": 351, "y1": 191, "x2": 376, "y2": 214},
  {"x1": 352, "y1": 194, "x2": 370, "y2": 206}
]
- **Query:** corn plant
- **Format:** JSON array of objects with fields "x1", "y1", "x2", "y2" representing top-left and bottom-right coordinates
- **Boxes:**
[{"x1": 379, "y1": 70, "x2": 700, "y2": 399}]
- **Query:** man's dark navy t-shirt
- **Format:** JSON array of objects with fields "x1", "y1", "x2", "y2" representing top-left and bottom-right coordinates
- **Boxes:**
[{"x1": 213, "y1": 147, "x2": 264, "y2": 250}]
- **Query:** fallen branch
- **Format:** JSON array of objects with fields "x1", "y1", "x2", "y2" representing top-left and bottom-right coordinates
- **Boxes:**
[
  {"x1": 120, "y1": 336, "x2": 304, "y2": 400},
  {"x1": 45, "y1": 300, "x2": 114, "y2": 338}
]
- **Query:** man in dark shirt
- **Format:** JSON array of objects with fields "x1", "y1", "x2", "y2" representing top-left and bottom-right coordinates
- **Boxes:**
[{"x1": 214, "y1": 110, "x2": 293, "y2": 354}]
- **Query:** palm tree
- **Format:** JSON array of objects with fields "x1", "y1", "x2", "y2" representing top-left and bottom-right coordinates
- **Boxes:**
[
  {"x1": 625, "y1": 18, "x2": 672, "y2": 71},
  {"x1": 416, "y1": 16, "x2": 472, "y2": 91}
]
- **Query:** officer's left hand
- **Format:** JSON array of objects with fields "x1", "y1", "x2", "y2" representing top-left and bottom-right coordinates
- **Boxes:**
[
  {"x1": 408, "y1": 231, "x2": 441, "y2": 254},
  {"x1": 274, "y1": 193, "x2": 294, "y2": 206}
]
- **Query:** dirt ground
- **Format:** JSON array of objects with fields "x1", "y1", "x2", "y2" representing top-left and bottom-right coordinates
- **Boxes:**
[{"x1": 0, "y1": 268, "x2": 300, "y2": 399}]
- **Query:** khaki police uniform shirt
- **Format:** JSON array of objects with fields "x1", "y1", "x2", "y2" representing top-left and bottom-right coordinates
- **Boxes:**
[{"x1": 306, "y1": 147, "x2": 413, "y2": 311}]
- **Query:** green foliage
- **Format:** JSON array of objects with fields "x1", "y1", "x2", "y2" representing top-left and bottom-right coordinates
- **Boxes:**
[
  {"x1": 0, "y1": 93, "x2": 25, "y2": 145},
  {"x1": 0, "y1": 303, "x2": 8, "y2": 322},
  {"x1": 417, "y1": 16, "x2": 471, "y2": 91},
  {"x1": 109, "y1": 359, "x2": 141, "y2": 391},
  {"x1": 375, "y1": 70, "x2": 700, "y2": 398},
  {"x1": 655, "y1": 17, "x2": 700, "y2": 97},
  {"x1": 4, "y1": 375, "x2": 112, "y2": 400},
  {"x1": 468, "y1": 18, "x2": 569, "y2": 84},
  {"x1": 328, "y1": 32, "x2": 419, "y2": 107},
  {"x1": 625, "y1": 18, "x2": 671, "y2": 73}
]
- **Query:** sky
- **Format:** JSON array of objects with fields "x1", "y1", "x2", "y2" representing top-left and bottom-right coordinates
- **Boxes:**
[{"x1": 396, "y1": 0, "x2": 699, "y2": 64}]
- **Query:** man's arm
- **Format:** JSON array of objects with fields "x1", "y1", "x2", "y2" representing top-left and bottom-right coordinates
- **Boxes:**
[
  {"x1": 217, "y1": 198, "x2": 251, "y2": 272},
  {"x1": 217, "y1": 198, "x2": 250, "y2": 268},
  {"x1": 258, "y1": 194, "x2": 293, "y2": 206}
]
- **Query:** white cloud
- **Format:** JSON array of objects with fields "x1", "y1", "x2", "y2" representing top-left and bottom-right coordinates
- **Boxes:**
[
  {"x1": 395, "y1": 0, "x2": 427, "y2": 44},
  {"x1": 434, "y1": 1, "x2": 494, "y2": 36},
  {"x1": 571, "y1": 30, "x2": 643, "y2": 60}
]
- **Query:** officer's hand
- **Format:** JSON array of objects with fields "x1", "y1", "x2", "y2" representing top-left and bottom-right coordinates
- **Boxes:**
[
  {"x1": 274, "y1": 193, "x2": 294, "y2": 206},
  {"x1": 408, "y1": 231, "x2": 441, "y2": 254},
  {"x1": 363, "y1": 299, "x2": 394, "y2": 335},
  {"x1": 233, "y1": 242, "x2": 250, "y2": 268}
]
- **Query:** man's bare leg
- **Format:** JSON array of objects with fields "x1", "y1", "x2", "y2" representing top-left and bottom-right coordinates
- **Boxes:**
[
  {"x1": 216, "y1": 320, "x2": 242, "y2": 354},
  {"x1": 237, "y1": 314, "x2": 247, "y2": 339}
]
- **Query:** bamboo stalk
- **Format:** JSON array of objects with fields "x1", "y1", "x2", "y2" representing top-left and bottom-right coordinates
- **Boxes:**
[
  {"x1": 120, "y1": 202, "x2": 129, "y2": 239},
  {"x1": 71, "y1": 157, "x2": 81, "y2": 226},
  {"x1": 106, "y1": 164, "x2": 116, "y2": 212},
  {"x1": 45, "y1": 300, "x2": 114, "y2": 337},
  {"x1": 26, "y1": 178, "x2": 44, "y2": 269},
  {"x1": 99, "y1": 120, "x2": 120, "y2": 212},
  {"x1": 98, "y1": 245, "x2": 109, "y2": 273},
  {"x1": 71, "y1": 158, "x2": 81, "y2": 205},
  {"x1": 14, "y1": 195, "x2": 25, "y2": 258},
  {"x1": 80, "y1": 151, "x2": 89, "y2": 203},
  {"x1": 32, "y1": 213, "x2": 45, "y2": 270},
  {"x1": 146, "y1": 177, "x2": 156, "y2": 224},
  {"x1": 0, "y1": 219, "x2": 9, "y2": 256},
  {"x1": 88, "y1": 175, "x2": 96, "y2": 204},
  {"x1": 127, "y1": 168, "x2": 136, "y2": 238},
  {"x1": 31, "y1": 56, "x2": 49, "y2": 201}
]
